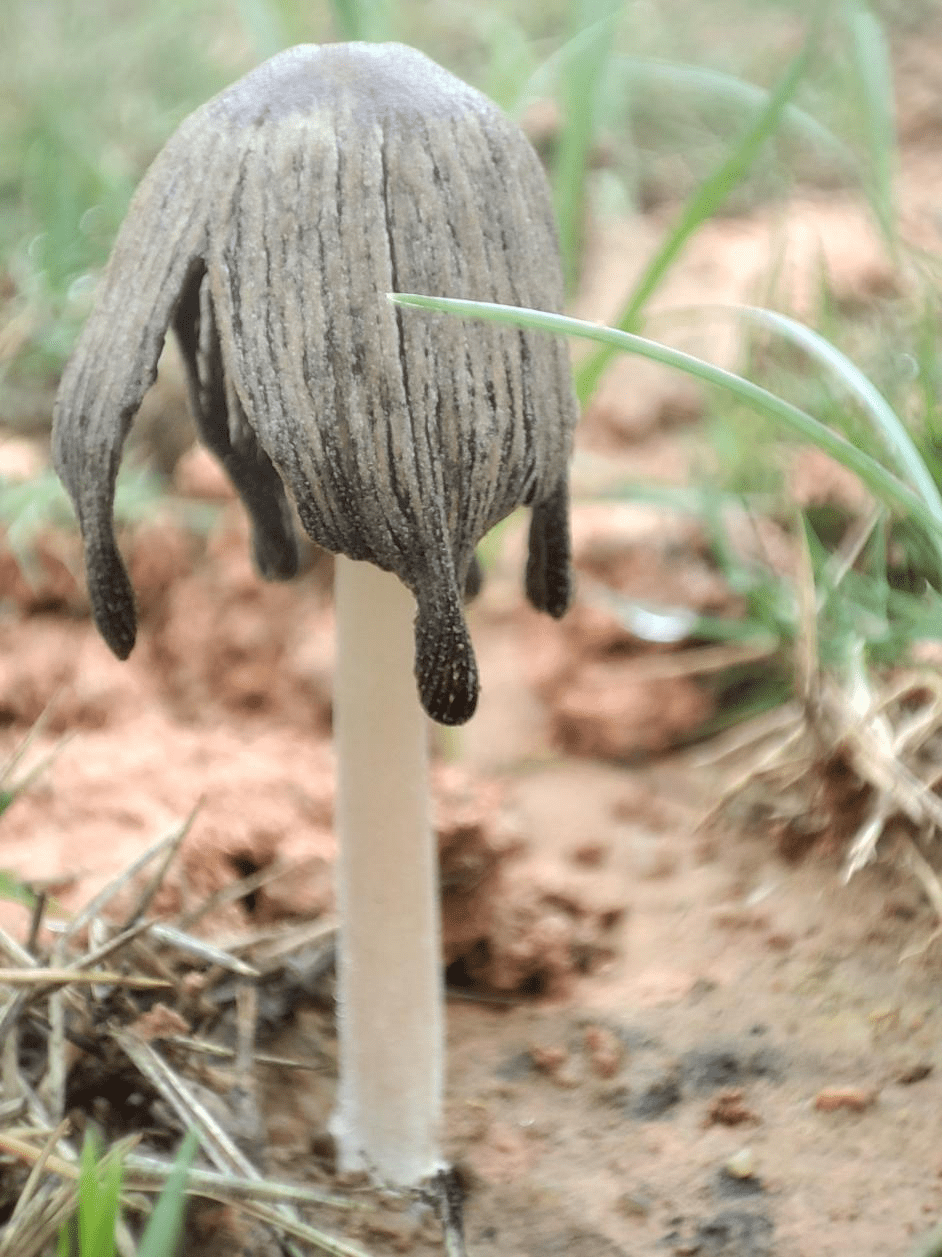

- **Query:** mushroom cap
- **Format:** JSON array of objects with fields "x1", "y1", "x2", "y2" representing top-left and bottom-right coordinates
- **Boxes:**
[{"x1": 52, "y1": 42, "x2": 577, "y2": 724}]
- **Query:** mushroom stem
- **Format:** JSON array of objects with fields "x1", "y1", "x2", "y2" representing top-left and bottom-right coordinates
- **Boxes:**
[{"x1": 331, "y1": 554, "x2": 444, "y2": 1184}]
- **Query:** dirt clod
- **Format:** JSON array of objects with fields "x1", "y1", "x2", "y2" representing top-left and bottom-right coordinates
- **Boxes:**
[
  {"x1": 814, "y1": 1087, "x2": 879, "y2": 1114},
  {"x1": 705, "y1": 1089, "x2": 760, "y2": 1128}
]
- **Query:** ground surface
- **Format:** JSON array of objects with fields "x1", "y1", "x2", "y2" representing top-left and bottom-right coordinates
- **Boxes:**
[{"x1": 4, "y1": 21, "x2": 942, "y2": 1257}]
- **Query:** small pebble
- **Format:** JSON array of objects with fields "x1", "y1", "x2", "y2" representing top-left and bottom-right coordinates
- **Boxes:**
[
  {"x1": 705, "y1": 1087, "x2": 759, "y2": 1128},
  {"x1": 725, "y1": 1147, "x2": 756, "y2": 1179},
  {"x1": 814, "y1": 1086, "x2": 877, "y2": 1113}
]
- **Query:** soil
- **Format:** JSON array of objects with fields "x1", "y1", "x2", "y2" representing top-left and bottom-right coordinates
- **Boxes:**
[{"x1": 4, "y1": 22, "x2": 942, "y2": 1257}]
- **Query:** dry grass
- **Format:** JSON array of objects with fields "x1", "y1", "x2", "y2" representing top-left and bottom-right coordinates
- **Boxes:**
[
  {"x1": 0, "y1": 810, "x2": 404, "y2": 1257},
  {"x1": 696, "y1": 543, "x2": 942, "y2": 934}
]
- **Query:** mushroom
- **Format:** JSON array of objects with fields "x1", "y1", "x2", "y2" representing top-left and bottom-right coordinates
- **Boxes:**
[{"x1": 52, "y1": 42, "x2": 577, "y2": 1186}]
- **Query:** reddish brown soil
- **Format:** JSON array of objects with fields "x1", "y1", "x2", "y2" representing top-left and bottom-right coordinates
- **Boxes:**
[{"x1": 4, "y1": 472, "x2": 942, "y2": 1256}]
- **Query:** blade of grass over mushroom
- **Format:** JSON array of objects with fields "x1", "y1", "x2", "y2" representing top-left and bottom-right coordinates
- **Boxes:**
[
  {"x1": 658, "y1": 299, "x2": 942, "y2": 561},
  {"x1": 391, "y1": 294, "x2": 942, "y2": 550},
  {"x1": 574, "y1": 26, "x2": 817, "y2": 402},
  {"x1": 552, "y1": 0, "x2": 623, "y2": 291},
  {"x1": 842, "y1": 0, "x2": 897, "y2": 248}
]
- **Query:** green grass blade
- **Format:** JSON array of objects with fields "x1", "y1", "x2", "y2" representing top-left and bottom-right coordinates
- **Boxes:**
[
  {"x1": 137, "y1": 1129, "x2": 200, "y2": 1257},
  {"x1": 734, "y1": 305, "x2": 942, "y2": 526},
  {"x1": 77, "y1": 1129, "x2": 98, "y2": 1257},
  {"x1": 327, "y1": 0, "x2": 390, "y2": 42},
  {"x1": 553, "y1": 0, "x2": 623, "y2": 291},
  {"x1": 454, "y1": 4, "x2": 535, "y2": 114},
  {"x1": 575, "y1": 25, "x2": 818, "y2": 402},
  {"x1": 842, "y1": 0, "x2": 897, "y2": 247},
  {"x1": 56, "y1": 1219, "x2": 72, "y2": 1257},
  {"x1": 78, "y1": 1131, "x2": 121, "y2": 1257},
  {"x1": 390, "y1": 293, "x2": 942, "y2": 566}
]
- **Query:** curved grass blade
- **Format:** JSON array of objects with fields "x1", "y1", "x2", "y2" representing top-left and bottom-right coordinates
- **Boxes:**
[
  {"x1": 732, "y1": 305, "x2": 942, "y2": 529},
  {"x1": 515, "y1": 15, "x2": 616, "y2": 112},
  {"x1": 515, "y1": 43, "x2": 847, "y2": 167},
  {"x1": 390, "y1": 293, "x2": 942, "y2": 565}
]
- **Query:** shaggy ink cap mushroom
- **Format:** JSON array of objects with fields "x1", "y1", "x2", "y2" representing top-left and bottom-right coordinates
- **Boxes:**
[{"x1": 52, "y1": 42, "x2": 578, "y2": 725}]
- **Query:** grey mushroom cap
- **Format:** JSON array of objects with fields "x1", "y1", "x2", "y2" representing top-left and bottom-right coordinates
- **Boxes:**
[{"x1": 52, "y1": 42, "x2": 577, "y2": 725}]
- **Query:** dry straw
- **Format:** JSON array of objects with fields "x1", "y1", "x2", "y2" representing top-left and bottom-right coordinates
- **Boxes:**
[{"x1": 0, "y1": 814, "x2": 374, "y2": 1257}]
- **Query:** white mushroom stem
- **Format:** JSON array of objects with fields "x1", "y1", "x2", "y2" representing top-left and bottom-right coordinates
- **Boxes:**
[{"x1": 331, "y1": 554, "x2": 444, "y2": 1185}]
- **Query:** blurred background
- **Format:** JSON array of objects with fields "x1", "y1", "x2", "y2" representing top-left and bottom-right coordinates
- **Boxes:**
[{"x1": 1, "y1": 0, "x2": 935, "y2": 420}]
